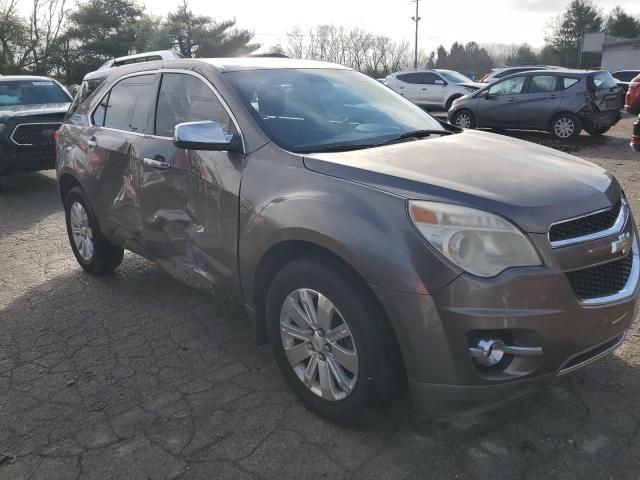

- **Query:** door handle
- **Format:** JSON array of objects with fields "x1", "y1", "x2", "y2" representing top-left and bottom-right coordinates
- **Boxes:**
[
  {"x1": 398, "y1": 86, "x2": 405, "y2": 89},
  {"x1": 86, "y1": 137, "x2": 97, "y2": 148},
  {"x1": 143, "y1": 157, "x2": 171, "y2": 170},
  {"x1": 421, "y1": 88, "x2": 428, "y2": 91},
  {"x1": 508, "y1": 98, "x2": 518, "y2": 102},
  {"x1": 549, "y1": 95, "x2": 559, "y2": 99}
]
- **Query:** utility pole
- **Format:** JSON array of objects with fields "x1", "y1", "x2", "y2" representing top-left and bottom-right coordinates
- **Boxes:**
[{"x1": 411, "y1": 0, "x2": 421, "y2": 69}]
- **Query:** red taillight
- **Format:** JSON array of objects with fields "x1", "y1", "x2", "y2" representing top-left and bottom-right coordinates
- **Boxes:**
[
  {"x1": 53, "y1": 129, "x2": 61, "y2": 144},
  {"x1": 629, "y1": 81, "x2": 640, "y2": 91}
]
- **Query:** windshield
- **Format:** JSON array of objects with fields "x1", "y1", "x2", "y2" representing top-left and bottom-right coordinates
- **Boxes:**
[
  {"x1": 0, "y1": 80, "x2": 70, "y2": 106},
  {"x1": 437, "y1": 71, "x2": 474, "y2": 84},
  {"x1": 224, "y1": 68, "x2": 445, "y2": 153}
]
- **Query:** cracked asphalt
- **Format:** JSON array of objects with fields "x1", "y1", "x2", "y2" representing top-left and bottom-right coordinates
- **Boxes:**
[{"x1": 1, "y1": 117, "x2": 640, "y2": 480}]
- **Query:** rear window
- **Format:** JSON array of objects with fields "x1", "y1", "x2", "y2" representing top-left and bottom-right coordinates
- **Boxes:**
[
  {"x1": 562, "y1": 77, "x2": 580, "y2": 89},
  {"x1": 94, "y1": 74, "x2": 156, "y2": 133},
  {"x1": 589, "y1": 72, "x2": 618, "y2": 90},
  {"x1": 613, "y1": 71, "x2": 639, "y2": 82},
  {"x1": 0, "y1": 80, "x2": 70, "y2": 106},
  {"x1": 397, "y1": 73, "x2": 424, "y2": 84}
]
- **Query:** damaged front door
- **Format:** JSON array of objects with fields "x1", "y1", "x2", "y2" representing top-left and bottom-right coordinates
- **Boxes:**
[{"x1": 138, "y1": 71, "x2": 243, "y2": 293}]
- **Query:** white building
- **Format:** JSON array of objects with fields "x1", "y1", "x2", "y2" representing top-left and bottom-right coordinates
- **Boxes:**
[{"x1": 582, "y1": 32, "x2": 640, "y2": 71}]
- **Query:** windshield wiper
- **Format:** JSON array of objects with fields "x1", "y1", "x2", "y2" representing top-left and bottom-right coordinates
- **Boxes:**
[
  {"x1": 298, "y1": 144, "x2": 378, "y2": 154},
  {"x1": 382, "y1": 129, "x2": 454, "y2": 145}
]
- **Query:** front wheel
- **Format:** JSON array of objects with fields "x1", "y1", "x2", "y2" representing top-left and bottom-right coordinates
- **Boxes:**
[
  {"x1": 64, "y1": 187, "x2": 124, "y2": 275},
  {"x1": 452, "y1": 109, "x2": 476, "y2": 129},
  {"x1": 266, "y1": 259, "x2": 404, "y2": 423},
  {"x1": 550, "y1": 113, "x2": 581, "y2": 140}
]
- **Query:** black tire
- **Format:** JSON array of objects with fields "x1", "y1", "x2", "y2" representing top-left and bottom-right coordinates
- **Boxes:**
[
  {"x1": 266, "y1": 259, "x2": 404, "y2": 423},
  {"x1": 64, "y1": 186, "x2": 123, "y2": 275},
  {"x1": 445, "y1": 95, "x2": 462, "y2": 112},
  {"x1": 452, "y1": 109, "x2": 476, "y2": 129},
  {"x1": 550, "y1": 113, "x2": 582, "y2": 140},
  {"x1": 585, "y1": 125, "x2": 610, "y2": 136}
]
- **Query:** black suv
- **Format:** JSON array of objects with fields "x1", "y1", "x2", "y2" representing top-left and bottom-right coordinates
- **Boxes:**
[{"x1": 0, "y1": 76, "x2": 71, "y2": 176}]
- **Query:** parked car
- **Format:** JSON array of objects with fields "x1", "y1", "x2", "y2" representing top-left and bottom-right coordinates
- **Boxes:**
[
  {"x1": 57, "y1": 58, "x2": 638, "y2": 422},
  {"x1": 479, "y1": 65, "x2": 560, "y2": 83},
  {"x1": 384, "y1": 69, "x2": 482, "y2": 110},
  {"x1": 631, "y1": 115, "x2": 640, "y2": 151},
  {"x1": 97, "y1": 50, "x2": 184, "y2": 70},
  {"x1": 611, "y1": 70, "x2": 640, "y2": 95},
  {"x1": 0, "y1": 75, "x2": 71, "y2": 176},
  {"x1": 625, "y1": 73, "x2": 640, "y2": 115},
  {"x1": 448, "y1": 70, "x2": 622, "y2": 140}
]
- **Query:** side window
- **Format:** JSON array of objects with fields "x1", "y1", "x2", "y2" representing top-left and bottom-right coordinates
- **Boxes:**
[
  {"x1": 422, "y1": 73, "x2": 440, "y2": 85},
  {"x1": 92, "y1": 92, "x2": 109, "y2": 126},
  {"x1": 488, "y1": 76, "x2": 526, "y2": 96},
  {"x1": 103, "y1": 74, "x2": 156, "y2": 133},
  {"x1": 155, "y1": 73, "x2": 235, "y2": 137},
  {"x1": 562, "y1": 77, "x2": 579, "y2": 89},
  {"x1": 528, "y1": 75, "x2": 558, "y2": 93},
  {"x1": 397, "y1": 73, "x2": 423, "y2": 84}
]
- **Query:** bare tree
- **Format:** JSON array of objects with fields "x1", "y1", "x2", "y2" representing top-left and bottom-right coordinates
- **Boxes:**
[{"x1": 28, "y1": 0, "x2": 68, "y2": 73}]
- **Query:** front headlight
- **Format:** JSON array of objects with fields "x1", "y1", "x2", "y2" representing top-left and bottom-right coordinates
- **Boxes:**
[{"x1": 409, "y1": 201, "x2": 542, "y2": 277}]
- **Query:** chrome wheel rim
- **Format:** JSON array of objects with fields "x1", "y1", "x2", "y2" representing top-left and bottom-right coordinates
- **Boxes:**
[
  {"x1": 554, "y1": 117, "x2": 575, "y2": 139},
  {"x1": 280, "y1": 288, "x2": 358, "y2": 401},
  {"x1": 455, "y1": 112, "x2": 471, "y2": 129},
  {"x1": 69, "y1": 201, "x2": 94, "y2": 261}
]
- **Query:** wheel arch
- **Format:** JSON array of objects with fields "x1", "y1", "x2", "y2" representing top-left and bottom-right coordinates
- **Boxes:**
[
  {"x1": 251, "y1": 238, "x2": 407, "y2": 384},
  {"x1": 58, "y1": 172, "x2": 83, "y2": 201}
]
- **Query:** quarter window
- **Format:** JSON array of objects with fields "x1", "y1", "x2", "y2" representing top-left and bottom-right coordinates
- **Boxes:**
[
  {"x1": 99, "y1": 74, "x2": 156, "y2": 132},
  {"x1": 155, "y1": 73, "x2": 235, "y2": 137},
  {"x1": 528, "y1": 75, "x2": 558, "y2": 93},
  {"x1": 562, "y1": 77, "x2": 579, "y2": 89},
  {"x1": 488, "y1": 76, "x2": 526, "y2": 96}
]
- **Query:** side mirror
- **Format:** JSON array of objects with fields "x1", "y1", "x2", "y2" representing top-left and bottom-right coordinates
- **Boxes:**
[
  {"x1": 483, "y1": 91, "x2": 493, "y2": 100},
  {"x1": 435, "y1": 79, "x2": 446, "y2": 86},
  {"x1": 173, "y1": 121, "x2": 242, "y2": 153}
]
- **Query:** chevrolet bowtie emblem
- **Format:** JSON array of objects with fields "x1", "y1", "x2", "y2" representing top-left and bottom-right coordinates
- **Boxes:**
[{"x1": 611, "y1": 232, "x2": 632, "y2": 255}]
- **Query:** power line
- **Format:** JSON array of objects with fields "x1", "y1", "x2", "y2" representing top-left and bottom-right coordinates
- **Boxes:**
[{"x1": 411, "y1": 0, "x2": 421, "y2": 69}]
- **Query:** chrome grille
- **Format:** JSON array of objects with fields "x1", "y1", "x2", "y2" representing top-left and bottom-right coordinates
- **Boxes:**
[{"x1": 10, "y1": 123, "x2": 61, "y2": 146}]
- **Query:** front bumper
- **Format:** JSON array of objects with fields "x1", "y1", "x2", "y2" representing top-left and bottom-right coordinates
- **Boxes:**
[
  {"x1": 373, "y1": 222, "x2": 639, "y2": 417},
  {"x1": 0, "y1": 143, "x2": 56, "y2": 175}
]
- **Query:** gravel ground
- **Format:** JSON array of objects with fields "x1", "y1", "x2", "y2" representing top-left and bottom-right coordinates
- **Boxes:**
[{"x1": 0, "y1": 117, "x2": 639, "y2": 480}]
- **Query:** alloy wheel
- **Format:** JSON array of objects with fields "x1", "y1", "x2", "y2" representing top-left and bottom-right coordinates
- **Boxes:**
[
  {"x1": 279, "y1": 288, "x2": 359, "y2": 401},
  {"x1": 554, "y1": 117, "x2": 575, "y2": 139},
  {"x1": 69, "y1": 201, "x2": 94, "y2": 261},
  {"x1": 455, "y1": 112, "x2": 472, "y2": 129}
]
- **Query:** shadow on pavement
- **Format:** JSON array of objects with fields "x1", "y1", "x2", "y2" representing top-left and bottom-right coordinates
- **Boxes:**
[
  {"x1": 0, "y1": 170, "x2": 61, "y2": 240},
  {"x1": 1, "y1": 255, "x2": 639, "y2": 479}
]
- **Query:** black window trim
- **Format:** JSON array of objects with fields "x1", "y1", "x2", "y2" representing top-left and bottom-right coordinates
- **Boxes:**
[{"x1": 90, "y1": 68, "x2": 245, "y2": 152}]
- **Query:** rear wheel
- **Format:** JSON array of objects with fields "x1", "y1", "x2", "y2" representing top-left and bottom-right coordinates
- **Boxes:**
[
  {"x1": 64, "y1": 187, "x2": 123, "y2": 275},
  {"x1": 550, "y1": 113, "x2": 581, "y2": 140},
  {"x1": 452, "y1": 109, "x2": 476, "y2": 129},
  {"x1": 266, "y1": 259, "x2": 404, "y2": 423}
]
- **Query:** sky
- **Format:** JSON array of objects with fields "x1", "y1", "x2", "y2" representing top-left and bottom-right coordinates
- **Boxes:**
[{"x1": 142, "y1": 0, "x2": 640, "y2": 53}]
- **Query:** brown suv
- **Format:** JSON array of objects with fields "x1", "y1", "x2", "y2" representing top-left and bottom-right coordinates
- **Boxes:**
[{"x1": 56, "y1": 58, "x2": 639, "y2": 422}]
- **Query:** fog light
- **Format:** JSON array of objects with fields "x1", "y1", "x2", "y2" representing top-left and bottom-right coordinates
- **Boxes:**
[{"x1": 474, "y1": 338, "x2": 505, "y2": 366}]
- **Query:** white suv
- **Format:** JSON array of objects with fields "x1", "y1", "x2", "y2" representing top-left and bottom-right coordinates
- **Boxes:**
[{"x1": 384, "y1": 69, "x2": 481, "y2": 110}]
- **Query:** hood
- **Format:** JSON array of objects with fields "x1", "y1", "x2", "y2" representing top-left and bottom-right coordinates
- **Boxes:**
[
  {"x1": 458, "y1": 82, "x2": 483, "y2": 90},
  {"x1": 303, "y1": 130, "x2": 618, "y2": 233},
  {"x1": 0, "y1": 103, "x2": 70, "y2": 122}
]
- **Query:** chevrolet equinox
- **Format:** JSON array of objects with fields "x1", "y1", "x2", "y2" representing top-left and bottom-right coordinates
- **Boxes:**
[{"x1": 57, "y1": 58, "x2": 639, "y2": 422}]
